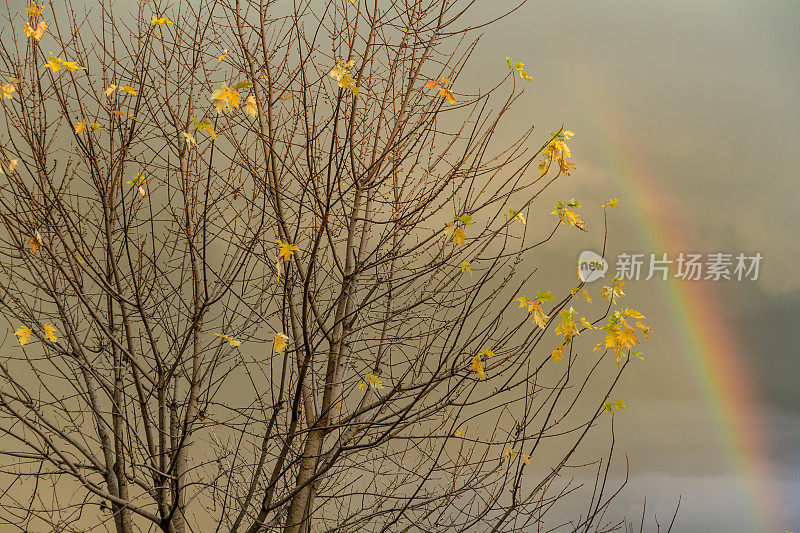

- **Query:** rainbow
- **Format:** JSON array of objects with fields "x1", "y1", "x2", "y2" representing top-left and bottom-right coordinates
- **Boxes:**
[{"x1": 568, "y1": 67, "x2": 784, "y2": 531}]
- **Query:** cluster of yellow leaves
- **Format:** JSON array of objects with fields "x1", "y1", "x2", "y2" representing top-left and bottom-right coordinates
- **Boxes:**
[
  {"x1": 125, "y1": 173, "x2": 147, "y2": 196},
  {"x1": 444, "y1": 214, "x2": 472, "y2": 247},
  {"x1": 551, "y1": 198, "x2": 586, "y2": 231},
  {"x1": 151, "y1": 16, "x2": 173, "y2": 26},
  {"x1": 273, "y1": 333, "x2": 289, "y2": 353},
  {"x1": 539, "y1": 130, "x2": 575, "y2": 176},
  {"x1": 468, "y1": 347, "x2": 494, "y2": 380},
  {"x1": 105, "y1": 84, "x2": 137, "y2": 97},
  {"x1": 329, "y1": 58, "x2": 358, "y2": 97},
  {"x1": 23, "y1": 3, "x2": 47, "y2": 41},
  {"x1": 210, "y1": 83, "x2": 240, "y2": 113},
  {"x1": 214, "y1": 333, "x2": 241, "y2": 347},
  {"x1": 75, "y1": 121, "x2": 103, "y2": 134},
  {"x1": 505, "y1": 57, "x2": 533, "y2": 82},
  {"x1": 602, "y1": 197, "x2": 619, "y2": 209},
  {"x1": 602, "y1": 308, "x2": 652, "y2": 365},
  {"x1": 551, "y1": 305, "x2": 601, "y2": 362},
  {"x1": 601, "y1": 278, "x2": 625, "y2": 303},
  {"x1": 14, "y1": 323, "x2": 57, "y2": 346},
  {"x1": 508, "y1": 208, "x2": 526, "y2": 225},
  {"x1": 503, "y1": 447, "x2": 531, "y2": 464},
  {"x1": 603, "y1": 399, "x2": 626, "y2": 414},
  {"x1": 45, "y1": 54, "x2": 84, "y2": 73},
  {"x1": 425, "y1": 78, "x2": 456, "y2": 104},
  {"x1": 516, "y1": 291, "x2": 553, "y2": 330}
]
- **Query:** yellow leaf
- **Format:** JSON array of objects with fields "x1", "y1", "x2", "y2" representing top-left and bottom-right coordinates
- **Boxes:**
[
  {"x1": 214, "y1": 333, "x2": 241, "y2": 347},
  {"x1": 43, "y1": 323, "x2": 57, "y2": 342},
  {"x1": 151, "y1": 16, "x2": 173, "y2": 25},
  {"x1": 329, "y1": 60, "x2": 359, "y2": 96},
  {"x1": 1, "y1": 83, "x2": 15, "y2": 99},
  {"x1": 218, "y1": 49, "x2": 228, "y2": 62},
  {"x1": 358, "y1": 381, "x2": 366, "y2": 391},
  {"x1": 365, "y1": 374, "x2": 383, "y2": 390},
  {"x1": 25, "y1": 2, "x2": 43, "y2": 17},
  {"x1": 23, "y1": 20, "x2": 47, "y2": 40},
  {"x1": 182, "y1": 131, "x2": 196, "y2": 147},
  {"x1": 75, "y1": 121, "x2": 87, "y2": 134},
  {"x1": 276, "y1": 239, "x2": 300, "y2": 262},
  {"x1": 460, "y1": 261, "x2": 471, "y2": 276},
  {"x1": 580, "y1": 317, "x2": 597, "y2": 330},
  {"x1": 44, "y1": 54, "x2": 62, "y2": 72},
  {"x1": 7, "y1": 159, "x2": 19, "y2": 173},
  {"x1": 245, "y1": 94, "x2": 258, "y2": 117},
  {"x1": 469, "y1": 355, "x2": 486, "y2": 380},
  {"x1": 105, "y1": 85, "x2": 117, "y2": 96},
  {"x1": 119, "y1": 85, "x2": 136, "y2": 96},
  {"x1": 273, "y1": 332, "x2": 289, "y2": 353},
  {"x1": 521, "y1": 453, "x2": 531, "y2": 464},
  {"x1": 437, "y1": 86, "x2": 456, "y2": 104},
  {"x1": 61, "y1": 61, "x2": 84, "y2": 72},
  {"x1": 15, "y1": 326, "x2": 32, "y2": 346},
  {"x1": 581, "y1": 289, "x2": 592, "y2": 303},
  {"x1": 455, "y1": 426, "x2": 464, "y2": 437},
  {"x1": 551, "y1": 345, "x2": 563, "y2": 362}
]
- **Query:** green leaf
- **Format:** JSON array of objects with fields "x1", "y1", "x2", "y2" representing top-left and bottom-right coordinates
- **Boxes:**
[
  {"x1": 232, "y1": 81, "x2": 253, "y2": 90},
  {"x1": 536, "y1": 290, "x2": 554, "y2": 302},
  {"x1": 454, "y1": 214, "x2": 473, "y2": 225}
]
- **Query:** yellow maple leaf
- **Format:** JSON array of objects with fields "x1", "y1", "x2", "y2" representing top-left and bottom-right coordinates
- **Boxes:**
[
  {"x1": 469, "y1": 355, "x2": 486, "y2": 380},
  {"x1": 329, "y1": 58, "x2": 359, "y2": 96},
  {"x1": 43, "y1": 323, "x2": 57, "y2": 342},
  {"x1": 61, "y1": 61, "x2": 84, "y2": 72},
  {"x1": 551, "y1": 344, "x2": 563, "y2": 362},
  {"x1": 245, "y1": 95, "x2": 258, "y2": 117},
  {"x1": 460, "y1": 261, "x2": 471, "y2": 276},
  {"x1": 1, "y1": 83, "x2": 16, "y2": 99},
  {"x1": 25, "y1": 2, "x2": 43, "y2": 17},
  {"x1": 44, "y1": 54, "x2": 62, "y2": 72},
  {"x1": 276, "y1": 239, "x2": 300, "y2": 262},
  {"x1": 105, "y1": 85, "x2": 117, "y2": 96},
  {"x1": 273, "y1": 332, "x2": 289, "y2": 353},
  {"x1": 74, "y1": 121, "x2": 87, "y2": 134},
  {"x1": 365, "y1": 374, "x2": 383, "y2": 390},
  {"x1": 15, "y1": 326, "x2": 32, "y2": 346},
  {"x1": 23, "y1": 21, "x2": 47, "y2": 41}
]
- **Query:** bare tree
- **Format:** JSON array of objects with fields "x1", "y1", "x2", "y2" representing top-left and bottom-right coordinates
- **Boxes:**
[{"x1": 0, "y1": 0, "x2": 657, "y2": 531}]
